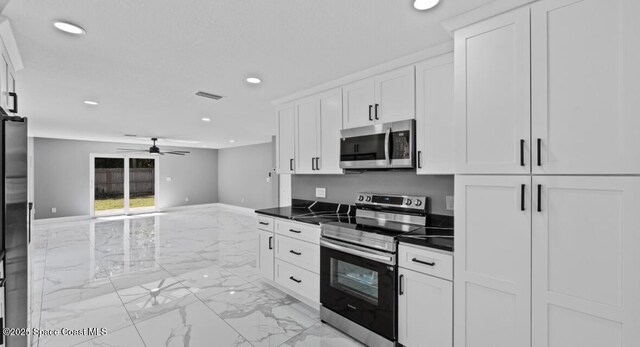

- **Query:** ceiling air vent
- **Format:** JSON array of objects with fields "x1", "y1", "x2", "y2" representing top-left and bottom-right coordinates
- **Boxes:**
[{"x1": 195, "y1": 91, "x2": 224, "y2": 100}]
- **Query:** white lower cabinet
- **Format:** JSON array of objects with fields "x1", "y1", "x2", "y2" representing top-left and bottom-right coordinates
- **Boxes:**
[
  {"x1": 532, "y1": 176, "x2": 640, "y2": 347},
  {"x1": 455, "y1": 175, "x2": 640, "y2": 346},
  {"x1": 275, "y1": 259, "x2": 319, "y2": 304},
  {"x1": 398, "y1": 246, "x2": 453, "y2": 347},
  {"x1": 454, "y1": 175, "x2": 531, "y2": 347},
  {"x1": 259, "y1": 216, "x2": 320, "y2": 305},
  {"x1": 257, "y1": 228, "x2": 275, "y2": 281}
]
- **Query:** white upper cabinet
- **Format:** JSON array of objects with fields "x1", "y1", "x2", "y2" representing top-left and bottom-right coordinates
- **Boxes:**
[
  {"x1": 531, "y1": 0, "x2": 640, "y2": 174},
  {"x1": 343, "y1": 66, "x2": 415, "y2": 129},
  {"x1": 454, "y1": 175, "x2": 531, "y2": 347},
  {"x1": 293, "y1": 88, "x2": 343, "y2": 175},
  {"x1": 532, "y1": 176, "x2": 640, "y2": 347},
  {"x1": 295, "y1": 97, "x2": 318, "y2": 174},
  {"x1": 373, "y1": 65, "x2": 415, "y2": 123},
  {"x1": 276, "y1": 103, "x2": 296, "y2": 174},
  {"x1": 454, "y1": 7, "x2": 531, "y2": 174},
  {"x1": 342, "y1": 78, "x2": 375, "y2": 129},
  {"x1": 416, "y1": 54, "x2": 455, "y2": 175},
  {"x1": 317, "y1": 88, "x2": 343, "y2": 174}
]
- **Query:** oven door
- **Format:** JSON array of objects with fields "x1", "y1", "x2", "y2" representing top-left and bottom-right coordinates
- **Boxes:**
[
  {"x1": 339, "y1": 119, "x2": 414, "y2": 169},
  {"x1": 320, "y1": 237, "x2": 396, "y2": 341}
]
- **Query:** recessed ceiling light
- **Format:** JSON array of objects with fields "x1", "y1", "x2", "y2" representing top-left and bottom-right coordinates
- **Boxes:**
[
  {"x1": 53, "y1": 21, "x2": 86, "y2": 35},
  {"x1": 229, "y1": 140, "x2": 235, "y2": 143},
  {"x1": 246, "y1": 77, "x2": 262, "y2": 84},
  {"x1": 84, "y1": 100, "x2": 99, "y2": 105},
  {"x1": 201, "y1": 117, "x2": 211, "y2": 122},
  {"x1": 413, "y1": 0, "x2": 440, "y2": 10}
]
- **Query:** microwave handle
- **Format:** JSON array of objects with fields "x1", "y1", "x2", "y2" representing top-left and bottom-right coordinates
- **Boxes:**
[{"x1": 384, "y1": 127, "x2": 391, "y2": 164}]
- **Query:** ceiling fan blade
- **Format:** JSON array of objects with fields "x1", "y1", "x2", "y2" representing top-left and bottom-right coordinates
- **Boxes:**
[
  {"x1": 167, "y1": 150, "x2": 190, "y2": 153},
  {"x1": 117, "y1": 148, "x2": 146, "y2": 151},
  {"x1": 163, "y1": 152, "x2": 186, "y2": 155}
]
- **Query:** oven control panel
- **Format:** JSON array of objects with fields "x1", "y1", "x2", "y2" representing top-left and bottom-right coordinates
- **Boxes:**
[{"x1": 355, "y1": 193, "x2": 427, "y2": 212}]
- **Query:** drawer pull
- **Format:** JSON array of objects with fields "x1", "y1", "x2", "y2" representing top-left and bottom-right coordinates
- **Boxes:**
[
  {"x1": 259, "y1": 221, "x2": 269, "y2": 226},
  {"x1": 289, "y1": 229, "x2": 301, "y2": 234},
  {"x1": 289, "y1": 250, "x2": 301, "y2": 256},
  {"x1": 412, "y1": 258, "x2": 435, "y2": 266},
  {"x1": 289, "y1": 276, "x2": 302, "y2": 283}
]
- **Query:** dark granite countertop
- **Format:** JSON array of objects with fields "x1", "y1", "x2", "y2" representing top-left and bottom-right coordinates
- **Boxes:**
[
  {"x1": 397, "y1": 214, "x2": 454, "y2": 252},
  {"x1": 257, "y1": 200, "x2": 454, "y2": 252},
  {"x1": 255, "y1": 199, "x2": 356, "y2": 226}
]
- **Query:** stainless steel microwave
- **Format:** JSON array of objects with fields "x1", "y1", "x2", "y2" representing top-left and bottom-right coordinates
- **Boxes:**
[{"x1": 339, "y1": 119, "x2": 415, "y2": 170}]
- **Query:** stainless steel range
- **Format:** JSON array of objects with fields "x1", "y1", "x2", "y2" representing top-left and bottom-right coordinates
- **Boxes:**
[{"x1": 319, "y1": 193, "x2": 428, "y2": 347}]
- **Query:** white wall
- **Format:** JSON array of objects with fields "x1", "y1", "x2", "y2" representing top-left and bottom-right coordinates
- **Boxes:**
[{"x1": 33, "y1": 137, "x2": 219, "y2": 219}]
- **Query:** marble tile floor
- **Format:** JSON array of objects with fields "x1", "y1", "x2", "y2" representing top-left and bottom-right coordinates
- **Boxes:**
[{"x1": 29, "y1": 206, "x2": 364, "y2": 347}]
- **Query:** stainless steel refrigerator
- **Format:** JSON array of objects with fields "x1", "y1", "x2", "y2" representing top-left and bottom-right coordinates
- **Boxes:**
[{"x1": 1, "y1": 109, "x2": 27, "y2": 347}]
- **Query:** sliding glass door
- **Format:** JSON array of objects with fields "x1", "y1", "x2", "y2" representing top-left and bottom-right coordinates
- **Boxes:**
[
  {"x1": 91, "y1": 155, "x2": 158, "y2": 217},
  {"x1": 128, "y1": 158, "x2": 156, "y2": 214}
]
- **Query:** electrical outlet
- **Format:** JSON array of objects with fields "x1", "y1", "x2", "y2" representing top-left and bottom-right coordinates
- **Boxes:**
[
  {"x1": 316, "y1": 188, "x2": 326, "y2": 198},
  {"x1": 185, "y1": 197, "x2": 189, "y2": 202},
  {"x1": 446, "y1": 196, "x2": 454, "y2": 211},
  {"x1": 241, "y1": 197, "x2": 246, "y2": 203},
  {"x1": 166, "y1": 176, "x2": 172, "y2": 182},
  {"x1": 51, "y1": 207, "x2": 57, "y2": 214}
]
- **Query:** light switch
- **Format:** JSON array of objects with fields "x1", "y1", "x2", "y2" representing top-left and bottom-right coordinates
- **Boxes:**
[
  {"x1": 166, "y1": 177, "x2": 172, "y2": 182},
  {"x1": 446, "y1": 196, "x2": 454, "y2": 210}
]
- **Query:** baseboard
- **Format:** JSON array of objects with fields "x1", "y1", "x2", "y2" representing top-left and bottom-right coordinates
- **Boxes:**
[
  {"x1": 213, "y1": 203, "x2": 257, "y2": 216},
  {"x1": 33, "y1": 215, "x2": 92, "y2": 225},
  {"x1": 159, "y1": 203, "x2": 220, "y2": 212}
]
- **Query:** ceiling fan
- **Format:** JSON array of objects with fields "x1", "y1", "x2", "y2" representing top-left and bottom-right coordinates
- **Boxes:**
[{"x1": 117, "y1": 138, "x2": 191, "y2": 156}]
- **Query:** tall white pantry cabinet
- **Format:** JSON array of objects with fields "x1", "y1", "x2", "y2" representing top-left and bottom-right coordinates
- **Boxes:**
[{"x1": 453, "y1": 0, "x2": 640, "y2": 346}]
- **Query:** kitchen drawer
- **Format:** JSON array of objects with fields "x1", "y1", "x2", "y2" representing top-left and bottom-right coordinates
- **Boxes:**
[
  {"x1": 256, "y1": 215, "x2": 274, "y2": 232},
  {"x1": 275, "y1": 259, "x2": 319, "y2": 303},
  {"x1": 398, "y1": 243, "x2": 453, "y2": 281},
  {"x1": 275, "y1": 235, "x2": 319, "y2": 274},
  {"x1": 275, "y1": 219, "x2": 320, "y2": 245}
]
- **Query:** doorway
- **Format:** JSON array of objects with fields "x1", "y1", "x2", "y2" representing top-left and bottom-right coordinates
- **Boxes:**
[{"x1": 90, "y1": 154, "x2": 159, "y2": 217}]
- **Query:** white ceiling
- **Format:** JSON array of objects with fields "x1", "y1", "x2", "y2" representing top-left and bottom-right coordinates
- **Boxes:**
[{"x1": 4, "y1": 0, "x2": 494, "y2": 149}]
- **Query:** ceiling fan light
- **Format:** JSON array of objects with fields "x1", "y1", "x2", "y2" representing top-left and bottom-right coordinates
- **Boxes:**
[{"x1": 413, "y1": 0, "x2": 440, "y2": 10}]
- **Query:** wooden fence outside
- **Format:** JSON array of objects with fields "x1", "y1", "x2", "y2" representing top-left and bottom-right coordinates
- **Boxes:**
[{"x1": 95, "y1": 168, "x2": 155, "y2": 198}]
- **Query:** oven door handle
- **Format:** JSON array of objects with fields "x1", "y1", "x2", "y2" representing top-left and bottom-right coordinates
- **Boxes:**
[
  {"x1": 384, "y1": 127, "x2": 391, "y2": 165},
  {"x1": 320, "y1": 238, "x2": 395, "y2": 265}
]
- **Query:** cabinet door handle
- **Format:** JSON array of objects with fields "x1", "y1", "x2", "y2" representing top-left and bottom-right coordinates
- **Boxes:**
[
  {"x1": 289, "y1": 158, "x2": 294, "y2": 171},
  {"x1": 521, "y1": 184, "x2": 526, "y2": 211},
  {"x1": 520, "y1": 139, "x2": 525, "y2": 166},
  {"x1": 316, "y1": 157, "x2": 320, "y2": 170},
  {"x1": 289, "y1": 276, "x2": 302, "y2": 283},
  {"x1": 8, "y1": 92, "x2": 17, "y2": 113},
  {"x1": 537, "y1": 138, "x2": 542, "y2": 166},
  {"x1": 289, "y1": 229, "x2": 301, "y2": 234},
  {"x1": 417, "y1": 151, "x2": 422, "y2": 169},
  {"x1": 537, "y1": 184, "x2": 542, "y2": 212},
  {"x1": 259, "y1": 221, "x2": 269, "y2": 226},
  {"x1": 411, "y1": 258, "x2": 435, "y2": 266},
  {"x1": 368, "y1": 105, "x2": 373, "y2": 121},
  {"x1": 289, "y1": 250, "x2": 301, "y2": 256},
  {"x1": 268, "y1": 236, "x2": 273, "y2": 250},
  {"x1": 399, "y1": 274, "x2": 404, "y2": 295},
  {"x1": 311, "y1": 157, "x2": 315, "y2": 170},
  {"x1": 374, "y1": 103, "x2": 379, "y2": 120}
]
